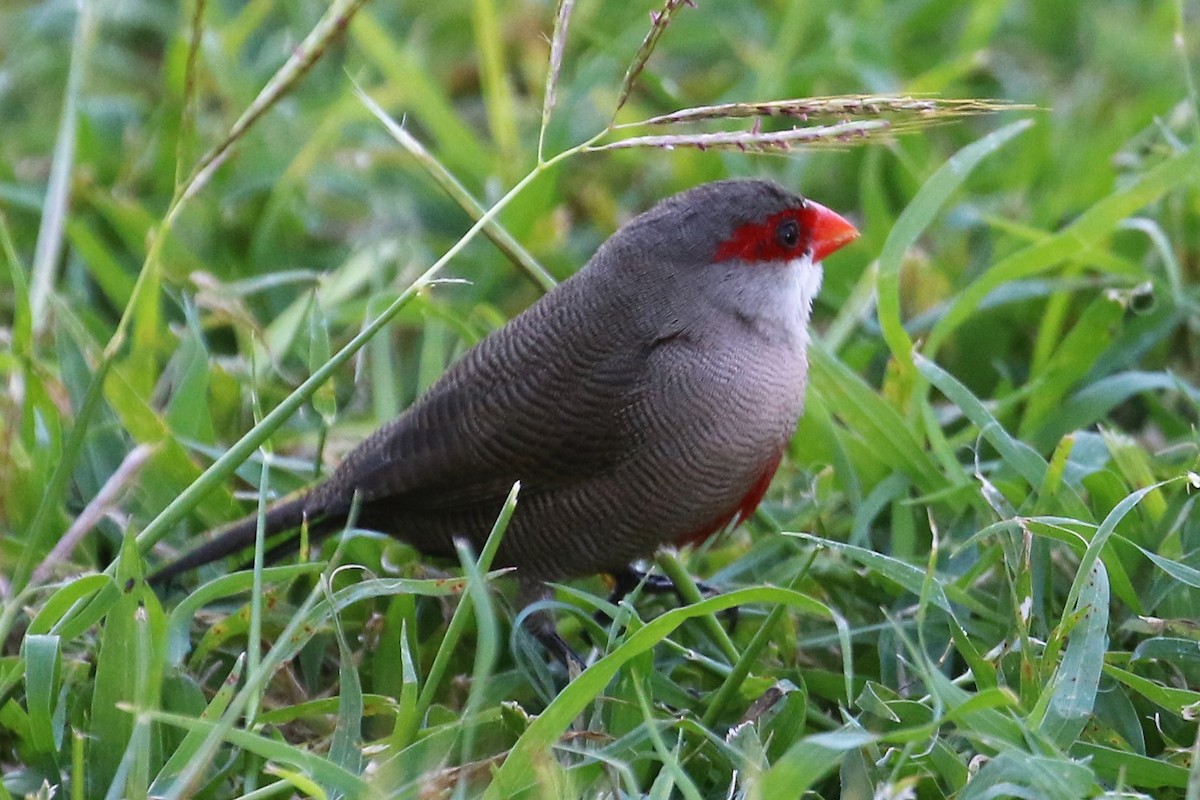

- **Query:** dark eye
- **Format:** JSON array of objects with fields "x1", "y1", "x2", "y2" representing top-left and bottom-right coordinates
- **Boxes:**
[{"x1": 775, "y1": 219, "x2": 800, "y2": 249}]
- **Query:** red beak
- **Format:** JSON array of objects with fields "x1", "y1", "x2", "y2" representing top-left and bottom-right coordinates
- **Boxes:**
[{"x1": 805, "y1": 201, "x2": 860, "y2": 261}]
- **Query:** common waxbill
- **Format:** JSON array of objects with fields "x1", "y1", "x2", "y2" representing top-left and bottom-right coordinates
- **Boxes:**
[{"x1": 152, "y1": 179, "x2": 859, "y2": 657}]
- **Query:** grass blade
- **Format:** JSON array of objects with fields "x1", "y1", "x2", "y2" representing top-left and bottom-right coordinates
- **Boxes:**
[
  {"x1": 29, "y1": 0, "x2": 96, "y2": 333},
  {"x1": 924, "y1": 147, "x2": 1200, "y2": 360},
  {"x1": 876, "y1": 119, "x2": 1031, "y2": 372}
]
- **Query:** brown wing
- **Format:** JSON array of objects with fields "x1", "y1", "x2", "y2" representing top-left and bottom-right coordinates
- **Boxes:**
[{"x1": 307, "y1": 269, "x2": 655, "y2": 519}]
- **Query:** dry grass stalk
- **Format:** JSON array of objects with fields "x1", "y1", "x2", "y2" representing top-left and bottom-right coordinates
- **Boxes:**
[
  {"x1": 613, "y1": 0, "x2": 697, "y2": 116},
  {"x1": 175, "y1": 0, "x2": 208, "y2": 190},
  {"x1": 622, "y1": 95, "x2": 1031, "y2": 127},
  {"x1": 596, "y1": 96, "x2": 1030, "y2": 152},
  {"x1": 182, "y1": 0, "x2": 371, "y2": 202},
  {"x1": 30, "y1": 444, "x2": 157, "y2": 585},
  {"x1": 357, "y1": 87, "x2": 557, "y2": 291},
  {"x1": 539, "y1": 0, "x2": 577, "y2": 161},
  {"x1": 591, "y1": 119, "x2": 893, "y2": 153}
]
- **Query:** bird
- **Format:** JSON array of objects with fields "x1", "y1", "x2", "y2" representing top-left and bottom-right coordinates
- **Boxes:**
[{"x1": 152, "y1": 178, "x2": 859, "y2": 664}]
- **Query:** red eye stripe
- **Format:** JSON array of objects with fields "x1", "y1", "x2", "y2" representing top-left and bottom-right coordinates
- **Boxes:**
[
  {"x1": 713, "y1": 208, "x2": 806, "y2": 264},
  {"x1": 713, "y1": 201, "x2": 860, "y2": 264}
]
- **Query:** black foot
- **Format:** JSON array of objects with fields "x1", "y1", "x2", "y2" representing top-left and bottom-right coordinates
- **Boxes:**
[
  {"x1": 608, "y1": 565, "x2": 678, "y2": 605},
  {"x1": 533, "y1": 627, "x2": 587, "y2": 678},
  {"x1": 516, "y1": 577, "x2": 588, "y2": 678},
  {"x1": 600, "y1": 565, "x2": 738, "y2": 632}
]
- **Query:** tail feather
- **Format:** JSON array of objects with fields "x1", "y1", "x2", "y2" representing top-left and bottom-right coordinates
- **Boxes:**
[{"x1": 150, "y1": 496, "x2": 330, "y2": 586}]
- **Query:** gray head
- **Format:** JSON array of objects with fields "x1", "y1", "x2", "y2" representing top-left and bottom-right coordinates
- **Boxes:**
[
  {"x1": 584, "y1": 179, "x2": 859, "y2": 345},
  {"x1": 599, "y1": 179, "x2": 855, "y2": 271}
]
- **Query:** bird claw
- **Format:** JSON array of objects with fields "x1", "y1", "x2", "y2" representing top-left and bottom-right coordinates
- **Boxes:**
[
  {"x1": 517, "y1": 577, "x2": 590, "y2": 676},
  {"x1": 533, "y1": 627, "x2": 587, "y2": 678},
  {"x1": 525, "y1": 565, "x2": 737, "y2": 670},
  {"x1": 599, "y1": 565, "x2": 739, "y2": 632}
]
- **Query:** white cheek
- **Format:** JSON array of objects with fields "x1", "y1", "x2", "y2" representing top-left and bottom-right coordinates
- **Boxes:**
[{"x1": 786, "y1": 254, "x2": 824, "y2": 316}]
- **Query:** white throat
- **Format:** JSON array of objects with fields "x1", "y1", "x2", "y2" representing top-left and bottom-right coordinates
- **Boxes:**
[
  {"x1": 710, "y1": 253, "x2": 824, "y2": 348},
  {"x1": 787, "y1": 253, "x2": 824, "y2": 320}
]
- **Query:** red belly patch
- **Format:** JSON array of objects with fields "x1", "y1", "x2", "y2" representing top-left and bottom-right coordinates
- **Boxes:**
[{"x1": 673, "y1": 450, "x2": 784, "y2": 547}]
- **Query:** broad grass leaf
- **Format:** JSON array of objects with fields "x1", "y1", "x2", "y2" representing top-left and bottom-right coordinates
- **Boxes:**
[
  {"x1": 1102, "y1": 664, "x2": 1200, "y2": 714},
  {"x1": 26, "y1": 574, "x2": 115, "y2": 636},
  {"x1": 784, "y1": 530, "x2": 954, "y2": 613},
  {"x1": 1073, "y1": 743, "x2": 1190, "y2": 789},
  {"x1": 351, "y1": 9, "x2": 490, "y2": 176},
  {"x1": 876, "y1": 119, "x2": 1032, "y2": 367},
  {"x1": 307, "y1": 291, "x2": 338, "y2": 422},
  {"x1": 66, "y1": 218, "x2": 136, "y2": 308},
  {"x1": 47, "y1": 578, "x2": 123, "y2": 644},
  {"x1": 149, "y1": 656, "x2": 244, "y2": 796},
  {"x1": 1018, "y1": 516, "x2": 1140, "y2": 612},
  {"x1": 261, "y1": 246, "x2": 393, "y2": 367},
  {"x1": 915, "y1": 352, "x2": 1049, "y2": 490},
  {"x1": 1063, "y1": 479, "x2": 1185, "y2": 618},
  {"x1": 923, "y1": 668, "x2": 1026, "y2": 747},
  {"x1": 163, "y1": 567, "x2": 490, "y2": 666},
  {"x1": 910, "y1": 356, "x2": 1157, "y2": 608},
  {"x1": 1102, "y1": 429, "x2": 1168, "y2": 522},
  {"x1": 848, "y1": 472, "x2": 909, "y2": 547},
  {"x1": 327, "y1": 586, "x2": 365, "y2": 787},
  {"x1": 1131, "y1": 637, "x2": 1200, "y2": 666},
  {"x1": 1036, "y1": 561, "x2": 1109, "y2": 748},
  {"x1": 88, "y1": 537, "x2": 166, "y2": 796},
  {"x1": 759, "y1": 728, "x2": 877, "y2": 797},
  {"x1": 1033, "y1": 370, "x2": 1200, "y2": 451},
  {"x1": 1019, "y1": 293, "x2": 1124, "y2": 437},
  {"x1": 810, "y1": 344, "x2": 946, "y2": 494},
  {"x1": 255, "y1": 694, "x2": 397, "y2": 727},
  {"x1": 1132, "y1": 542, "x2": 1200, "y2": 588},
  {"x1": 162, "y1": 323, "x2": 216, "y2": 444},
  {"x1": 23, "y1": 634, "x2": 61, "y2": 773},
  {"x1": 483, "y1": 587, "x2": 842, "y2": 798},
  {"x1": 145, "y1": 709, "x2": 368, "y2": 796},
  {"x1": 960, "y1": 751, "x2": 1097, "y2": 799},
  {"x1": 925, "y1": 147, "x2": 1200, "y2": 359},
  {"x1": 105, "y1": 364, "x2": 238, "y2": 527}
]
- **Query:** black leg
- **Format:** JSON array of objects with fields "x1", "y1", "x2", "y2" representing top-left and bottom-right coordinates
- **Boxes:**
[
  {"x1": 604, "y1": 564, "x2": 738, "y2": 632},
  {"x1": 517, "y1": 576, "x2": 587, "y2": 677},
  {"x1": 532, "y1": 627, "x2": 587, "y2": 677},
  {"x1": 608, "y1": 564, "x2": 726, "y2": 603},
  {"x1": 607, "y1": 564, "x2": 678, "y2": 605}
]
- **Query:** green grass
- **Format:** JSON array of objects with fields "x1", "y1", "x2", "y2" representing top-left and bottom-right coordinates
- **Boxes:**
[{"x1": 2, "y1": 0, "x2": 1199, "y2": 797}]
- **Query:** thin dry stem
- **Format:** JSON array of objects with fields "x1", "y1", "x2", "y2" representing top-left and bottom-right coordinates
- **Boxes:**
[
  {"x1": 619, "y1": 95, "x2": 1031, "y2": 127},
  {"x1": 175, "y1": 0, "x2": 207, "y2": 191},
  {"x1": 107, "y1": 0, "x2": 370, "y2": 359},
  {"x1": 31, "y1": 444, "x2": 156, "y2": 585},
  {"x1": 181, "y1": 0, "x2": 370, "y2": 198},
  {"x1": 357, "y1": 86, "x2": 557, "y2": 291},
  {"x1": 539, "y1": 0, "x2": 576, "y2": 161},
  {"x1": 29, "y1": 0, "x2": 97, "y2": 336},
  {"x1": 590, "y1": 119, "x2": 892, "y2": 153},
  {"x1": 613, "y1": 0, "x2": 696, "y2": 117}
]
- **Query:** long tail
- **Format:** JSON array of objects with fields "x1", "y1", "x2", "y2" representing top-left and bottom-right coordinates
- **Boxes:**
[{"x1": 149, "y1": 495, "x2": 337, "y2": 586}]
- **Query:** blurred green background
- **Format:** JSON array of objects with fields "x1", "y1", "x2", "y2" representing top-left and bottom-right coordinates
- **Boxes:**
[{"x1": 1, "y1": 0, "x2": 1198, "y2": 796}]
